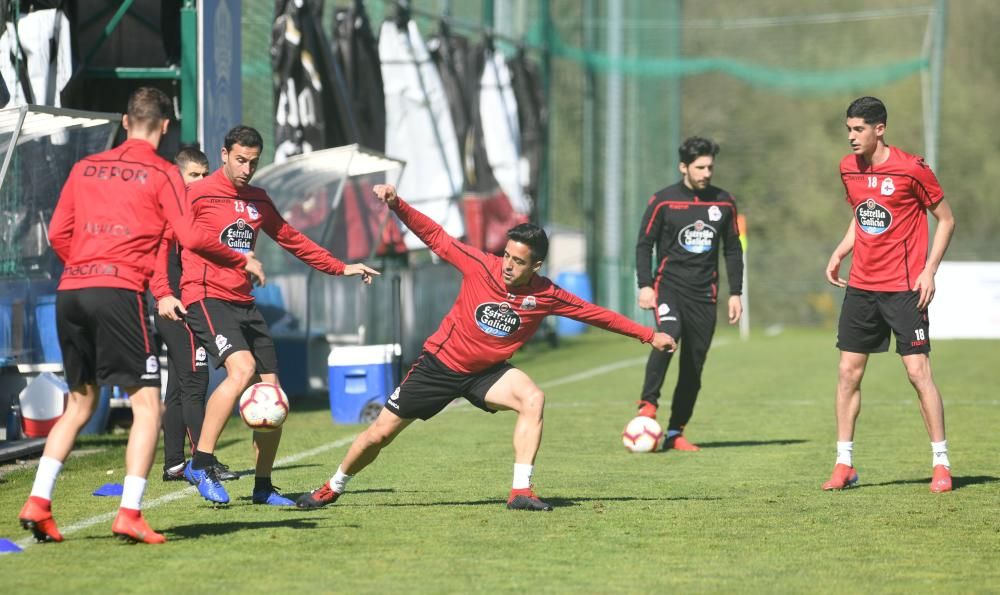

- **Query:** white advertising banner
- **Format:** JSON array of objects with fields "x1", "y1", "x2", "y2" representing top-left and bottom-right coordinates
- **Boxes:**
[{"x1": 929, "y1": 262, "x2": 1000, "y2": 339}]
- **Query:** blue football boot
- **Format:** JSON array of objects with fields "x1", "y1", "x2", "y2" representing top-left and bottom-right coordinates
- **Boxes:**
[
  {"x1": 252, "y1": 483, "x2": 295, "y2": 506},
  {"x1": 184, "y1": 460, "x2": 230, "y2": 504}
]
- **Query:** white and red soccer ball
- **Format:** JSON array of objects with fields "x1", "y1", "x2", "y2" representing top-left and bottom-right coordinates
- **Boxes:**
[
  {"x1": 621, "y1": 416, "x2": 664, "y2": 453},
  {"x1": 238, "y1": 383, "x2": 289, "y2": 432}
]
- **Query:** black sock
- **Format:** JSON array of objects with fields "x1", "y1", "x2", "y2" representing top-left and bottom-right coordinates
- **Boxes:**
[
  {"x1": 192, "y1": 450, "x2": 215, "y2": 470},
  {"x1": 254, "y1": 476, "x2": 272, "y2": 492}
]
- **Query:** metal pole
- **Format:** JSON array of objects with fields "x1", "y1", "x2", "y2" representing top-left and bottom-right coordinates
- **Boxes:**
[
  {"x1": 180, "y1": 0, "x2": 198, "y2": 145},
  {"x1": 666, "y1": 0, "x2": 682, "y2": 164},
  {"x1": 583, "y1": 0, "x2": 597, "y2": 285},
  {"x1": 537, "y1": 0, "x2": 553, "y2": 228},
  {"x1": 601, "y1": 0, "x2": 624, "y2": 311},
  {"x1": 926, "y1": 0, "x2": 947, "y2": 170}
]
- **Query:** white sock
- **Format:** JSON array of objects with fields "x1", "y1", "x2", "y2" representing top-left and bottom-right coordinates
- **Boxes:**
[
  {"x1": 329, "y1": 466, "x2": 353, "y2": 494},
  {"x1": 931, "y1": 440, "x2": 950, "y2": 468},
  {"x1": 30, "y1": 456, "x2": 63, "y2": 501},
  {"x1": 512, "y1": 463, "x2": 533, "y2": 490},
  {"x1": 836, "y1": 441, "x2": 854, "y2": 467},
  {"x1": 120, "y1": 475, "x2": 147, "y2": 511}
]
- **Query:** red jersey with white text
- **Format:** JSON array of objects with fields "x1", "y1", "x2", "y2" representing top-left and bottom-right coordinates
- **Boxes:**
[
  {"x1": 48, "y1": 139, "x2": 244, "y2": 291},
  {"x1": 392, "y1": 197, "x2": 655, "y2": 374},
  {"x1": 179, "y1": 168, "x2": 346, "y2": 305},
  {"x1": 840, "y1": 146, "x2": 944, "y2": 291}
]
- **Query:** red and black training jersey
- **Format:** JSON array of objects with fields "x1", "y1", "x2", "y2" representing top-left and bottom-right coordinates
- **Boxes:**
[
  {"x1": 635, "y1": 182, "x2": 743, "y2": 303},
  {"x1": 178, "y1": 168, "x2": 346, "y2": 305},
  {"x1": 48, "y1": 139, "x2": 245, "y2": 292},
  {"x1": 840, "y1": 146, "x2": 944, "y2": 291},
  {"x1": 392, "y1": 197, "x2": 655, "y2": 374}
]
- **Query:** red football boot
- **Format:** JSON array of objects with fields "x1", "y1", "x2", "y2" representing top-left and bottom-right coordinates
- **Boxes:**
[
  {"x1": 636, "y1": 400, "x2": 658, "y2": 419},
  {"x1": 506, "y1": 487, "x2": 553, "y2": 511},
  {"x1": 929, "y1": 465, "x2": 952, "y2": 493},
  {"x1": 112, "y1": 509, "x2": 166, "y2": 544},
  {"x1": 822, "y1": 463, "x2": 859, "y2": 490},
  {"x1": 19, "y1": 496, "x2": 63, "y2": 543}
]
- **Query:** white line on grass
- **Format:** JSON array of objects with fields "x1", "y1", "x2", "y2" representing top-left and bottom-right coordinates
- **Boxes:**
[{"x1": 16, "y1": 340, "x2": 732, "y2": 549}]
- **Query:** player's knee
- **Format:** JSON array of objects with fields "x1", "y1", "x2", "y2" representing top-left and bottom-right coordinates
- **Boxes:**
[
  {"x1": 903, "y1": 358, "x2": 932, "y2": 387},
  {"x1": 521, "y1": 387, "x2": 545, "y2": 417},
  {"x1": 838, "y1": 360, "x2": 864, "y2": 384},
  {"x1": 226, "y1": 354, "x2": 257, "y2": 388}
]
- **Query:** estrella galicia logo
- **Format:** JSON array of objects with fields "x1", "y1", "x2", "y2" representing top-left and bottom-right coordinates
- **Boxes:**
[
  {"x1": 220, "y1": 218, "x2": 255, "y2": 253},
  {"x1": 475, "y1": 302, "x2": 522, "y2": 337},
  {"x1": 855, "y1": 198, "x2": 892, "y2": 235},
  {"x1": 678, "y1": 220, "x2": 716, "y2": 254}
]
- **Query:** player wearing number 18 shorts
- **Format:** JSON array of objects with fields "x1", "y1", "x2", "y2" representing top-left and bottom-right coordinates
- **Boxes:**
[{"x1": 823, "y1": 96, "x2": 956, "y2": 493}]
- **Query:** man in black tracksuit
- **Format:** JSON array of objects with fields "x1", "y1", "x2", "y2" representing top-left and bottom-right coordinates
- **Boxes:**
[{"x1": 634, "y1": 136, "x2": 744, "y2": 451}]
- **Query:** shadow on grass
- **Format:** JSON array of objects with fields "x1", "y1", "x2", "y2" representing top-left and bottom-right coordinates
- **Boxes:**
[
  {"x1": 867, "y1": 474, "x2": 1000, "y2": 491},
  {"x1": 691, "y1": 439, "x2": 808, "y2": 449},
  {"x1": 348, "y1": 494, "x2": 721, "y2": 509},
  {"x1": 165, "y1": 517, "x2": 336, "y2": 540}
]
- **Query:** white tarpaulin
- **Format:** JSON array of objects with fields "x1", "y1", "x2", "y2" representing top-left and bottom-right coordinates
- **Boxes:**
[
  {"x1": 928, "y1": 262, "x2": 1000, "y2": 339},
  {"x1": 379, "y1": 19, "x2": 464, "y2": 249},
  {"x1": 480, "y1": 50, "x2": 528, "y2": 214}
]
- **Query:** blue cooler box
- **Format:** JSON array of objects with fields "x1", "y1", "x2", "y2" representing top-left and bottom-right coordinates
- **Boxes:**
[
  {"x1": 555, "y1": 271, "x2": 594, "y2": 337},
  {"x1": 328, "y1": 344, "x2": 398, "y2": 424}
]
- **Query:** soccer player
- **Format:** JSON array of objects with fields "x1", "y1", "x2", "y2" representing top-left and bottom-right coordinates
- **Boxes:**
[
  {"x1": 632, "y1": 136, "x2": 743, "y2": 451},
  {"x1": 176, "y1": 125, "x2": 379, "y2": 506},
  {"x1": 296, "y1": 183, "x2": 676, "y2": 512},
  {"x1": 153, "y1": 147, "x2": 237, "y2": 483},
  {"x1": 823, "y1": 96, "x2": 956, "y2": 493},
  {"x1": 18, "y1": 87, "x2": 265, "y2": 544}
]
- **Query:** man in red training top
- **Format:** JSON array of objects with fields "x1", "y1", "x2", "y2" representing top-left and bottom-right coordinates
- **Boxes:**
[
  {"x1": 162, "y1": 125, "x2": 379, "y2": 506},
  {"x1": 18, "y1": 87, "x2": 264, "y2": 545},
  {"x1": 823, "y1": 96, "x2": 956, "y2": 493},
  {"x1": 297, "y1": 184, "x2": 676, "y2": 512}
]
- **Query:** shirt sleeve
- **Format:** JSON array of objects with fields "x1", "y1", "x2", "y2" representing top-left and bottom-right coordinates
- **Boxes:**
[
  {"x1": 635, "y1": 197, "x2": 661, "y2": 289},
  {"x1": 723, "y1": 198, "x2": 744, "y2": 295},
  {"x1": 48, "y1": 165, "x2": 78, "y2": 262},
  {"x1": 259, "y1": 201, "x2": 345, "y2": 275},
  {"x1": 156, "y1": 168, "x2": 246, "y2": 268},
  {"x1": 392, "y1": 197, "x2": 486, "y2": 276},
  {"x1": 150, "y1": 227, "x2": 175, "y2": 301},
  {"x1": 910, "y1": 157, "x2": 944, "y2": 208},
  {"x1": 548, "y1": 286, "x2": 655, "y2": 343}
]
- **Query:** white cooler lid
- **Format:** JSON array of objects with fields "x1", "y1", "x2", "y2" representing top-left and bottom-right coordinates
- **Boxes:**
[{"x1": 328, "y1": 344, "x2": 400, "y2": 366}]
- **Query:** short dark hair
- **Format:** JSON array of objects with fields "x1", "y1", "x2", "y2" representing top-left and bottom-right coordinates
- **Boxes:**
[
  {"x1": 224, "y1": 125, "x2": 264, "y2": 152},
  {"x1": 678, "y1": 136, "x2": 719, "y2": 165},
  {"x1": 126, "y1": 86, "x2": 172, "y2": 131},
  {"x1": 174, "y1": 146, "x2": 208, "y2": 169},
  {"x1": 506, "y1": 223, "x2": 548, "y2": 262},
  {"x1": 846, "y1": 96, "x2": 887, "y2": 126}
]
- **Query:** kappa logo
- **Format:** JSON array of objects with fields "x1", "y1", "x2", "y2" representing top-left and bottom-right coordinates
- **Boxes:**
[
  {"x1": 389, "y1": 387, "x2": 401, "y2": 401},
  {"x1": 658, "y1": 303, "x2": 670, "y2": 316},
  {"x1": 521, "y1": 295, "x2": 536, "y2": 310},
  {"x1": 146, "y1": 355, "x2": 159, "y2": 374},
  {"x1": 880, "y1": 177, "x2": 895, "y2": 196},
  {"x1": 246, "y1": 203, "x2": 260, "y2": 220},
  {"x1": 707, "y1": 205, "x2": 722, "y2": 222}
]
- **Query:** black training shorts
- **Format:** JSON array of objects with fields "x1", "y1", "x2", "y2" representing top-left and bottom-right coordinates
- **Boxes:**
[
  {"x1": 384, "y1": 351, "x2": 514, "y2": 420},
  {"x1": 56, "y1": 287, "x2": 161, "y2": 389},
  {"x1": 184, "y1": 298, "x2": 278, "y2": 373},
  {"x1": 837, "y1": 286, "x2": 931, "y2": 355}
]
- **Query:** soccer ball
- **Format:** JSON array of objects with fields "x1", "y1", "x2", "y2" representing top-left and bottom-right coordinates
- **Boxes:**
[
  {"x1": 238, "y1": 383, "x2": 289, "y2": 432},
  {"x1": 621, "y1": 416, "x2": 664, "y2": 453}
]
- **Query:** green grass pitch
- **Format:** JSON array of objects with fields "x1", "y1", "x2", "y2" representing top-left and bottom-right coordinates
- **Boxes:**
[{"x1": 2, "y1": 328, "x2": 998, "y2": 592}]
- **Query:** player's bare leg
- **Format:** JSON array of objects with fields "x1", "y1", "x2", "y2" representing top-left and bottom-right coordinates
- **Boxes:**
[
  {"x1": 186, "y1": 350, "x2": 255, "y2": 504},
  {"x1": 296, "y1": 407, "x2": 412, "y2": 509},
  {"x1": 485, "y1": 369, "x2": 552, "y2": 511},
  {"x1": 823, "y1": 351, "x2": 867, "y2": 490},
  {"x1": 901, "y1": 353, "x2": 952, "y2": 492},
  {"x1": 19, "y1": 384, "x2": 98, "y2": 543},
  {"x1": 112, "y1": 385, "x2": 166, "y2": 543},
  {"x1": 249, "y1": 373, "x2": 294, "y2": 505}
]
